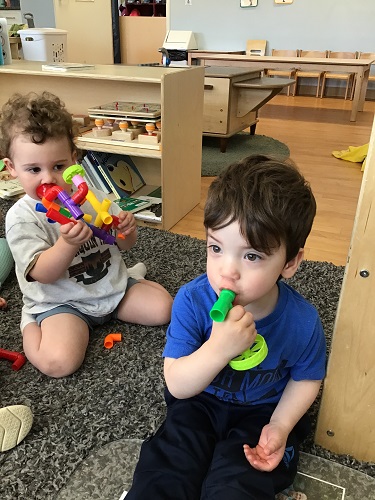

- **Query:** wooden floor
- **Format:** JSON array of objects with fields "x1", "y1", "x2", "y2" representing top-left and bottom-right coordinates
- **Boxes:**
[{"x1": 170, "y1": 95, "x2": 375, "y2": 266}]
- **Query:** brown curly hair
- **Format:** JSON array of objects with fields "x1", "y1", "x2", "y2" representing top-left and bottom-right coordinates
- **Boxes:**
[{"x1": 0, "y1": 91, "x2": 78, "y2": 159}]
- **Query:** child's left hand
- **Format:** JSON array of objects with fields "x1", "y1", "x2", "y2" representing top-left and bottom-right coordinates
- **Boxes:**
[
  {"x1": 243, "y1": 422, "x2": 288, "y2": 471},
  {"x1": 116, "y1": 210, "x2": 137, "y2": 238}
]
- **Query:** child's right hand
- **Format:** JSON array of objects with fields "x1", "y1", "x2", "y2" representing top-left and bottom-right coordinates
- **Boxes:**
[
  {"x1": 59, "y1": 220, "x2": 93, "y2": 247},
  {"x1": 209, "y1": 306, "x2": 257, "y2": 362}
]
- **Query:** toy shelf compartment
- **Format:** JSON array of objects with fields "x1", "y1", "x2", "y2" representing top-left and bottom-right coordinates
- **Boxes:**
[
  {"x1": 123, "y1": 1, "x2": 166, "y2": 17},
  {"x1": 76, "y1": 136, "x2": 162, "y2": 160}
]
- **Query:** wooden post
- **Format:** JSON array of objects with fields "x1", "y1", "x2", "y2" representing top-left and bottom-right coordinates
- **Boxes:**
[{"x1": 315, "y1": 116, "x2": 375, "y2": 461}]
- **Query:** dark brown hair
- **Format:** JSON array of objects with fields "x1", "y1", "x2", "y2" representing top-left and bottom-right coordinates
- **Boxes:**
[
  {"x1": 0, "y1": 91, "x2": 77, "y2": 159},
  {"x1": 204, "y1": 155, "x2": 316, "y2": 262}
]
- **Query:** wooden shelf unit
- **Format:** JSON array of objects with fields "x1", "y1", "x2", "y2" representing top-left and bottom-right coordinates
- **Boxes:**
[
  {"x1": 0, "y1": 61, "x2": 205, "y2": 230},
  {"x1": 123, "y1": 1, "x2": 166, "y2": 17}
]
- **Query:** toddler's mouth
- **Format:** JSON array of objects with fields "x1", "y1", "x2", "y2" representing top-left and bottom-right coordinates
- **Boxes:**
[
  {"x1": 232, "y1": 295, "x2": 241, "y2": 307},
  {"x1": 218, "y1": 288, "x2": 239, "y2": 305}
]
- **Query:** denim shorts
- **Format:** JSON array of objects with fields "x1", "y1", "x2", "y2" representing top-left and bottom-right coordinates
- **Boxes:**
[{"x1": 33, "y1": 277, "x2": 138, "y2": 329}]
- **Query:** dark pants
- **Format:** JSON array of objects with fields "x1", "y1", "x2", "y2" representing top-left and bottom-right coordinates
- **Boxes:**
[{"x1": 126, "y1": 389, "x2": 310, "y2": 500}]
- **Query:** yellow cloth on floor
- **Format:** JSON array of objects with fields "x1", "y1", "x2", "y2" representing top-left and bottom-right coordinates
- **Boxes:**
[{"x1": 332, "y1": 143, "x2": 368, "y2": 172}]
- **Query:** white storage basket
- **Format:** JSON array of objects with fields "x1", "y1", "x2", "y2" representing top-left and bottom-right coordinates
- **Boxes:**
[{"x1": 18, "y1": 28, "x2": 67, "y2": 62}]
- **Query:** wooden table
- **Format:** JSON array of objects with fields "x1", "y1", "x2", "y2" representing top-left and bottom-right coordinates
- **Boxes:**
[{"x1": 188, "y1": 51, "x2": 375, "y2": 122}]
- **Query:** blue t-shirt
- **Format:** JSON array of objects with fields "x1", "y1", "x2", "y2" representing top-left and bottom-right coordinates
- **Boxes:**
[{"x1": 163, "y1": 274, "x2": 326, "y2": 406}]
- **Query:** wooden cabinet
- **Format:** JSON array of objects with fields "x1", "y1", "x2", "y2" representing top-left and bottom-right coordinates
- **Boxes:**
[
  {"x1": 203, "y1": 66, "x2": 295, "y2": 152},
  {"x1": 203, "y1": 67, "x2": 260, "y2": 137},
  {"x1": 121, "y1": 1, "x2": 166, "y2": 17},
  {"x1": 0, "y1": 61, "x2": 205, "y2": 230},
  {"x1": 54, "y1": 0, "x2": 114, "y2": 64},
  {"x1": 119, "y1": 15, "x2": 166, "y2": 65}
]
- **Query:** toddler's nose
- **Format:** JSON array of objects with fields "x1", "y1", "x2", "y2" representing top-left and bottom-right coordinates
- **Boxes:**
[
  {"x1": 220, "y1": 259, "x2": 240, "y2": 282},
  {"x1": 41, "y1": 172, "x2": 57, "y2": 185}
]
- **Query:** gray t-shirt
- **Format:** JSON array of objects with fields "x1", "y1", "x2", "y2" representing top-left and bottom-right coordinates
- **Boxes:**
[{"x1": 6, "y1": 188, "x2": 128, "y2": 319}]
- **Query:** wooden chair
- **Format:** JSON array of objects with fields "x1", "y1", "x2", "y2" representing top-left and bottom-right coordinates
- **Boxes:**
[
  {"x1": 265, "y1": 49, "x2": 298, "y2": 96},
  {"x1": 320, "y1": 51, "x2": 358, "y2": 100},
  {"x1": 356, "y1": 52, "x2": 375, "y2": 99},
  {"x1": 295, "y1": 50, "x2": 327, "y2": 98},
  {"x1": 246, "y1": 39, "x2": 267, "y2": 57}
]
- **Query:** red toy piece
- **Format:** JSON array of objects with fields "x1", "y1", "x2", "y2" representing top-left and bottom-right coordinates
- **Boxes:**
[{"x1": 0, "y1": 348, "x2": 27, "y2": 371}]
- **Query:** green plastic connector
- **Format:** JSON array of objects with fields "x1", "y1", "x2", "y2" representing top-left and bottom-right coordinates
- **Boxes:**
[
  {"x1": 63, "y1": 164, "x2": 85, "y2": 184},
  {"x1": 210, "y1": 289, "x2": 236, "y2": 322}
]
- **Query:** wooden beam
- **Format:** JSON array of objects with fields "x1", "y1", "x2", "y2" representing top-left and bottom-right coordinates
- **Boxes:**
[{"x1": 315, "y1": 116, "x2": 375, "y2": 461}]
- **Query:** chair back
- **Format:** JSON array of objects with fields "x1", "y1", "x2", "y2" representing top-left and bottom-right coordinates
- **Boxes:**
[
  {"x1": 299, "y1": 50, "x2": 327, "y2": 58},
  {"x1": 246, "y1": 40, "x2": 267, "y2": 56},
  {"x1": 327, "y1": 51, "x2": 358, "y2": 60},
  {"x1": 358, "y1": 52, "x2": 375, "y2": 61},
  {"x1": 271, "y1": 49, "x2": 298, "y2": 57},
  {"x1": 358, "y1": 52, "x2": 375, "y2": 78}
]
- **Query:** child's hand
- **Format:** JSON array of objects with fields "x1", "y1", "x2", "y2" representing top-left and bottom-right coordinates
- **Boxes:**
[
  {"x1": 116, "y1": 210, "x2": 137, "y2": 238},
  {"x1": 60, "y1": 220, "x2": 93, "y2": 246},
  {"x1": 243, "y1": 422, "x2": 288, "y2": 472},
  {"x1": 210, "y1": 305, "x2": 257, "y2": 362}
]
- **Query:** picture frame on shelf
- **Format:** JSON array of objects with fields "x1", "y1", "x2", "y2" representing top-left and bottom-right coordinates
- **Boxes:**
[{"x1": 240, "y1": 0, "x2": 257, "y2": 7}]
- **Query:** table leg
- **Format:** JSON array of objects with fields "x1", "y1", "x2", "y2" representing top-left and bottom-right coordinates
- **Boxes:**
[
  {"x1": 358, "y1": 68, "x2": 370, "y2": 112},
  {"x1": 350, "y1": 68, "x2": 369, "y2": 122}
]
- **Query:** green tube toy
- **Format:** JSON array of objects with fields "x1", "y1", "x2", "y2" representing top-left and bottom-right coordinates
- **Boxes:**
[
  {"x1": 209, "y1": 289, "x2": 268, "y2": 370},
  {"x1": 209, "y1": 289, "x2": 236, "y2": 322}
]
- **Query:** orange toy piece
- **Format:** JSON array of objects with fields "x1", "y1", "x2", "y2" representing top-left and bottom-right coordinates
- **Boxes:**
[
  {"x1": 104, "y1": 333, "x2": 122, "y2": 349},
  {"x1": 119, "y1": 121, "x2": 129, "y2": 132},
  {"x1": 112, "y1": 120, "x2": 137, "y2": 141},
  {"x1": 95, "y1": 118, "x2": 104, "y2": 128},
  {"x1": 93, "y1": 118, "x2": 111, "y2": 138},
  {"x1": 0, "y1": 348, "x2": 27, "y2": 371},
  {"x1": 145, "y1": 122, "x2": 156, "y2": 135},
  {"x1": 138, "y1": 121, "x2": 160, "y2": 145}
]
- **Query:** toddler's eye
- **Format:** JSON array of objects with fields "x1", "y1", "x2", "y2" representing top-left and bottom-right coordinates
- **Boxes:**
[
  {"x1": 28, "y1": 167, "x2": 41, "y2": 174},
  {"x1": 208, "y1": 244, "x2": 221, "y2": 254},
  {"x1": 54, "y1": 164, "x2": 65, "y2": 171},
  {"x1": 245, "y1": 253, "x2": 260, "y2": 262}
]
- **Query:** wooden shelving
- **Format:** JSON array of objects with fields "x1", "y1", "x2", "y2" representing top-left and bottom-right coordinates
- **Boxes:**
[
  {"x1": 122, "y1": 1, "x2": 166, "y2": 17},
  {"x1": 0, "y1": 61, "x2": 205, "y2": 230}
]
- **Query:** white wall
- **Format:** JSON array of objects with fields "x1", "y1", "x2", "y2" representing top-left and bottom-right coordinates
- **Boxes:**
[
  {"x1": 20, "y1": 0, "x2": 55, "y2": 28},
  {"x1": 170, "y1": 0, "x2": 375, "y2": 54}
]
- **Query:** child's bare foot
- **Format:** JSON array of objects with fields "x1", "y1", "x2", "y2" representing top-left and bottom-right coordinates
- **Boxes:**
[{"x1": 0, "y1": 297, "x2": 7, "y2": 309}]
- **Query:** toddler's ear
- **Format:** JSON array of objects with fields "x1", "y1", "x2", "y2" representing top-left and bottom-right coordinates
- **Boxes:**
[
  {"x1": 2, "y1": 158, "x2": 16, "y2": 178},
  {"x1": 281, "y1": 248, "x2": 304, "y2": 279}
]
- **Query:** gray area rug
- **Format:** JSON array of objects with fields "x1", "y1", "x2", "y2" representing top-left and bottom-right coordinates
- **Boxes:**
[
  {"x1": 202, "y1": 134, "x2": 290, "y2": 176},
  {"x1": 0, "y1": 199, "x2": 374, "y2": 499}
]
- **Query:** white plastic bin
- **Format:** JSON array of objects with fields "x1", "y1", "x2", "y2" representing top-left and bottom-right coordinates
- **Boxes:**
[{"x1": 18, "y1": 28, "x2": 67, "y2": 62}]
